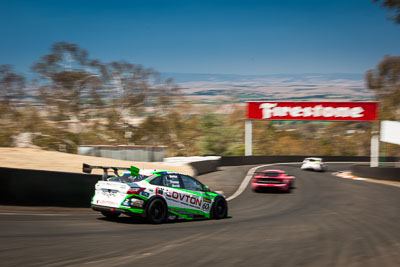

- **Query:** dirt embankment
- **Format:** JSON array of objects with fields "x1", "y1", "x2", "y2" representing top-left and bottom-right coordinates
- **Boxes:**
[{"x1": 0, "y1": 148, "x2": 194, "y2": 176}]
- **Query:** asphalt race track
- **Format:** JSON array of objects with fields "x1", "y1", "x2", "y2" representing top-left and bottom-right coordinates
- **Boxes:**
[{"x1": 1, "y1": 163, "x2": 400, "y2": 267}]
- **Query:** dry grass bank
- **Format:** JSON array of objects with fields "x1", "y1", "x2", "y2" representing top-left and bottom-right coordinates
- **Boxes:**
[{"x1": 0, "y1": 148, "x2": 194, "y2": 176}]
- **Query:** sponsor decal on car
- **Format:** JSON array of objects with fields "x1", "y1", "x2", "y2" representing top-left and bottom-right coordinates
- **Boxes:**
[
  {"x1": 140, "y1": 191, "x2": 150, "y2": 198},
  {"x1": 165, "y1": 191, "x2": 203, "y2": 209},
  {"x1": 203, "y1": 197, "x2": 211, "y2": 203},
  {"x1": 156, "y1": 187, "x2": 164, "y2": 195},
  {"x1": 121, "y1": 199, "x2": 130, "y2": 206},
  {"x1": 96, "y1": 199, "x2": 118, "y2": 206},
  {"x1": 101, "y1": 190, "x2": 117, "y2": 198}
]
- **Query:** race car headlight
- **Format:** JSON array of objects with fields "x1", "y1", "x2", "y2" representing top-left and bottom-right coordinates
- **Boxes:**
[{"x1": 130, "y1": 198, "x2": 144, "y2": 208}]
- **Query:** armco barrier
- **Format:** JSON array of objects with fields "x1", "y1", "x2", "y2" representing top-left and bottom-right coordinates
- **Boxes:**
[
  {"x1": 0, "y1": 167, "x2": 101, "y2": 207},
  {"x1": 218, "y1": 156, "x2": 398, "y2": 166},
  {"x1": 351, "y1": 165, "x2": 400, "y2": 182}
]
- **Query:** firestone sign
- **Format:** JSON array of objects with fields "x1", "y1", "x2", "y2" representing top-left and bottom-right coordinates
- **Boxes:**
[{"x1": 247, "y1": 101, "x2": 378, "y2": 121}]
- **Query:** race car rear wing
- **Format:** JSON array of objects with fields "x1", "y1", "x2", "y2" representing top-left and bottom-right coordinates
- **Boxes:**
[{"x1": 82, "y1": 163, "x2": 140, "y2": 181}]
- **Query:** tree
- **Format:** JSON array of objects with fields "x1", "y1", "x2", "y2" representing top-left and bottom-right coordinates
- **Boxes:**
[
  {"x1": 366, "y1": 55, "x2": 400, "y2": 120},
  {"x1": 105, "y1": 61, "x2": 154, "y2": 118},
  {"x1": 0, "y1": 65, "x2": 25, "y2": 114},
  {"x1": 152, "y1": 77, "x2": 181, "y2": 116},
  {"x1": 105, "y1": 62, "x2": 180, "y2": 120},
  {"x1": 373, "y1": 0, "x2": 400, "y2": 24},
  {"x1": 31, "y1": 42, "x2": 104, "y2": 121}
]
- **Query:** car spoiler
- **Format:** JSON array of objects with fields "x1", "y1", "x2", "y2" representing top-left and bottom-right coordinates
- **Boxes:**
[{"x1": 82, "y1": 163, "x2": 140, "y2": 181}]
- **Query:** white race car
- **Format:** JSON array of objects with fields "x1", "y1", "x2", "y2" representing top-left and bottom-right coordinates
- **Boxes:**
[
  {"x1": 300, "y1": 157, "x2": 326, "y2": 172},
  {"x1": 83, "y1": 163, "x2": 228, "y2": 224}
]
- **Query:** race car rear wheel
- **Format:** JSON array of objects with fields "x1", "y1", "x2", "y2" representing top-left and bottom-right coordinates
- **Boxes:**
[
  {"x1": 146, "y1": 198, "x2": 167, "y2": 224},
  {"x1": 211, "y1": 197, "x2": 228, "y2": 219},
  {"x1": 101, "y1": 211, "x2": 121, "y2": 219}
]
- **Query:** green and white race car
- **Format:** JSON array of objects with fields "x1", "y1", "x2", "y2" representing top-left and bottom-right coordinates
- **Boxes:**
[{"x1": 83, "y1": 163, "x2": 228, "y2": 224}]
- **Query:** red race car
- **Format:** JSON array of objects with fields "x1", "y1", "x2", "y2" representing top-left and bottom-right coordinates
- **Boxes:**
[{"x1": 251, "y1": 170, "x2": 295, "y2": 193}]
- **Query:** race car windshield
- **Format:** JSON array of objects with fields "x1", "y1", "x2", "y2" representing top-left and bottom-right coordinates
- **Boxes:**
[{"x1": 264, "y1": 172, "x2": 280, "y2": 177}]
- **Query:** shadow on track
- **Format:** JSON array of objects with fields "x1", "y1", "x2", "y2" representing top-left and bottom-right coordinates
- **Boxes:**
[{"x1": 97, "y1": 215, "x2": 232, "y2": 225}]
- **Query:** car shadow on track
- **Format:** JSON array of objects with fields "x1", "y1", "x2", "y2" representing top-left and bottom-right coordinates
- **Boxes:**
[
  {"x1": 97, "y1": 216, "x2": 150, "y2": 224},
  {"x1": 97, "y1": 216, "x2": 232, "y2": 225}
]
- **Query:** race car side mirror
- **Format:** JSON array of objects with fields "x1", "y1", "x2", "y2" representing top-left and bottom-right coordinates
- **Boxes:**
[{"x1": 203, "y1": 186, "x2": 210, "y2": 192}]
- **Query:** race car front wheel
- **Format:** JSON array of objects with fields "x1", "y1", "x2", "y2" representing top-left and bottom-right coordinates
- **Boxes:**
[
  {"x1": 101, "y1": 210, "x2": 121, "y2": 219},
  {"x1": 211, "y1": 197, "x2": 228, "y2": 219},
  {"x1": 146, "y1": 198, "x2": 167, "y2": 224}
]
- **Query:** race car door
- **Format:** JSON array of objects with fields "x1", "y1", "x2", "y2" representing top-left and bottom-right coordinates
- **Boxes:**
[
  {"x1": 160, "y1": 173, "x2": 204, "y2": 217},
  {"x1": 180, "y1": 174, "x2": 211, "y2": 215},
  {"x1": 160, "y1": 173, "x2": 184, "y2": 209}
]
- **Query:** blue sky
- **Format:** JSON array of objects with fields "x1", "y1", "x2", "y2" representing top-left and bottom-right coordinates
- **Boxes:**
[{"x1": 1, "y1": 0, "x2": 400, "y2": 76}]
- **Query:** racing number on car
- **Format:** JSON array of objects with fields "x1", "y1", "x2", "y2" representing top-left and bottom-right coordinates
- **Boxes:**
[{"x1": 201, "y1": 202, "x2": 210, "y2": 212}]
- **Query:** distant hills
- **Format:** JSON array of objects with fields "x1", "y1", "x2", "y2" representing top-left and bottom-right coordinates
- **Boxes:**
[
  {"x1": 163, "y1": 72, "x2": 365, "y2": 83},
  {"x1": 162, "y1": 72, "x2": 372, "y2": 102}
]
